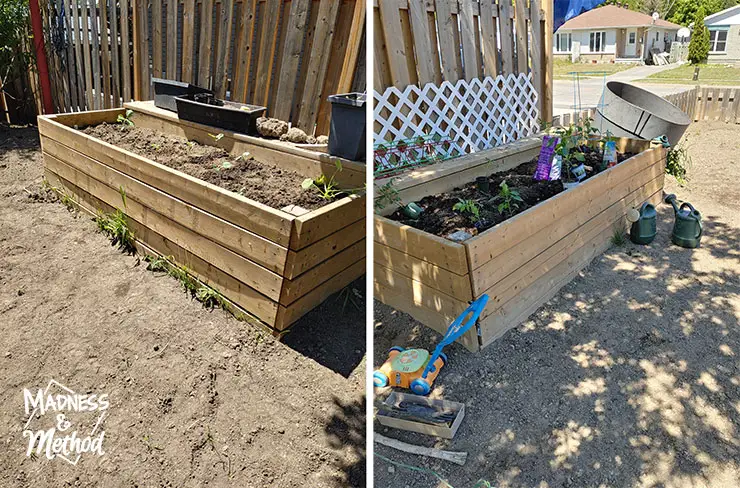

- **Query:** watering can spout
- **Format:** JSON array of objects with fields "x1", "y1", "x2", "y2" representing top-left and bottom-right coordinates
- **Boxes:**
[{"x1": 664, "y1": 193, "x2": 680, "y2": 215}]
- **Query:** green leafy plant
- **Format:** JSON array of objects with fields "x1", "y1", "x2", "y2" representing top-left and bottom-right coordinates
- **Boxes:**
[
  {"x1": 552, "y1": 125, "x2": 587, "y2": 180},
  {"x1": 495, "y1": 180, "x2": 523, "y2": 215},
  {"x1": 302, "y1": 160, "x2": 344, "y2": 201},
  {"x1": 208, "y1": 133, "x2": 225, "y2": 142},
  {"x1": 95, "y1": 187, "x2": 136, "y2": 255},
  {"x1": 0, "y1": 0, "x2": 32, "y2": 97},
  {"x1": 116, "y1": 109, "x2": 135, "y2": 127},
  {"x1": 374, "y1": 179, "x2": 402, "y2": 211},
  {"x1": 666, "y1": 140, "x2": 691, "y2": 185},
  {"x1": 452, "y1": 198, "x2": 481, "y2": 222}
]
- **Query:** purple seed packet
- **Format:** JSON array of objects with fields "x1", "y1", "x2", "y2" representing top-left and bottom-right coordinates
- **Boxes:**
[{"x1": 534, "y1": 136, "x2": 559, "y2": 181}]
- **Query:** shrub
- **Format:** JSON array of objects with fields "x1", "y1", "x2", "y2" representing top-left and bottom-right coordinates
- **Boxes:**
[
  {"x1": 688, "y1": 8, "x2": 710, "y2": 65},
  {"x1": 0, "y1": 0, "x2": 31, "y2": 85}
]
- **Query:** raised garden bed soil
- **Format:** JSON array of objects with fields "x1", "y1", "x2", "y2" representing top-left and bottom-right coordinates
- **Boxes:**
[
  {"x1": 83, "y1": 123, "x2": 335, "y2": 210},
  {"x1": 389, "y1": 148, "x2": 633, "y2": 237}
]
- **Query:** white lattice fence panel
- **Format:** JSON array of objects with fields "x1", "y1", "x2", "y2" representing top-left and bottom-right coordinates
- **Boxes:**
[{"x1": 373, "y1": 73, "x2": 540, "y2": 155}]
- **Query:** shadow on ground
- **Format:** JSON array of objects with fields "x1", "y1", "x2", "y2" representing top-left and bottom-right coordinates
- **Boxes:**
[
  {"x1": 284, "y1": 277, "x2": 366, "y2": 378},
  {"x1": 375, "y1": 202, "x2": 740, "y2": 488},
  {"x1": 324, "y1": 396, "x2": 367, "y2": 487}
]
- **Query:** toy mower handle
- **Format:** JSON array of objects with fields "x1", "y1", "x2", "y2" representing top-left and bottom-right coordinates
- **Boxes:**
[{"x1": 421, "y1": 294, "x2": 489, "y2": 379}]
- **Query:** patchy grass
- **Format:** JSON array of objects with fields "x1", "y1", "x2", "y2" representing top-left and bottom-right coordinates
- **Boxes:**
[
  {"x1": 554, "y1": 59, "x2": 638, "y2": 79},
  {"x1": 638, "y1": 63, "x2": 740, "y2": 85}
]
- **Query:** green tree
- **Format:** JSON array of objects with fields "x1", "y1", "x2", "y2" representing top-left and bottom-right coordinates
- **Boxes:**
[
  {"x1": 0, "y1": 0, "x2": 31, "y2": 87},
  {"x1": 688, "y1": 7, "x2": 711, "y2": 64}
]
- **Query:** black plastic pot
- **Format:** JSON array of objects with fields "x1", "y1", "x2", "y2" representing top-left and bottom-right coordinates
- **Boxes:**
[
  {"x1": 152, "y1": 78, "x2": 212, "y2": 112},
  {"x1": 327, "y1": 92, "x2": 366, "y2": 162},
  {"x1": 175, "y1": 93, "x2": 266, "y2": 136},
  {"x1": 476, "y1": 176, "x2": 490, "y2": 193}
]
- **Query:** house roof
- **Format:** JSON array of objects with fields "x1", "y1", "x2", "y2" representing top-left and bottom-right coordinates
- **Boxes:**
[
  {"x1": 704, "y1": 5, "x2": 740, "y2": 23},
  {"x1": 558, "y1": 5, "x2": 683, "y2": 31}
]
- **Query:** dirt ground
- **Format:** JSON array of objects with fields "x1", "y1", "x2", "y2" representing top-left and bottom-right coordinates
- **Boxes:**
[
  {"x1": 374, "y1": 121, "x2": 740, "y2": 488},
  {"x1": 0, "y1": 125, "x2": 365, "y2": 487},
  {"x1": 83, "y1": 123, "x2": 336, "y2": 210}
]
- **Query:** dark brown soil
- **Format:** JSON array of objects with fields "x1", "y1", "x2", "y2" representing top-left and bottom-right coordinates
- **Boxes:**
[
  {"x1": 82, "y1": 123, "x2": 336, "y2": 210},
  {"x1": 389, "y1": 148, "x2": 632, "y2": 238}
]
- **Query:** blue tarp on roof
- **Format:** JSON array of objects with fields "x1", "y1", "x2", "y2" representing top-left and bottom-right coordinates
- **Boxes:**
[{"x1": 554, "y1": 0, "x2": 604, "y2": 31}]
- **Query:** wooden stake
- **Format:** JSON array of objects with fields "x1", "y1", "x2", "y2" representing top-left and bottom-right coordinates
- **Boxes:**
[{"x1": 374, "y1": 433, "x2": 468, "y2": 466}]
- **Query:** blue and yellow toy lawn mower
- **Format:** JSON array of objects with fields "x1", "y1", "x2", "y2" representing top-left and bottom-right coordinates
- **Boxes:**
[{"x1": 373, "y1": 294, "x2": 489, "y2": 395}]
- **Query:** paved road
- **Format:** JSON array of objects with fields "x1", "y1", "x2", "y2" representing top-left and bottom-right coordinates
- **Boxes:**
[{"x1": 553, "y1": 64, "x2": 693, "y2": 116}]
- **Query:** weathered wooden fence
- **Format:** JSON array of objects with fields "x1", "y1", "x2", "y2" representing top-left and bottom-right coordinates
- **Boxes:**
[
  {"x1": 373, "y1": 0, "x2": 553, "y2": 122},
  {"x1": 25, "y1": 0, "x2": 366, "y2": 133},
  {"x1": 665, "y1": 86, "x2": 740, "y2": 124}
]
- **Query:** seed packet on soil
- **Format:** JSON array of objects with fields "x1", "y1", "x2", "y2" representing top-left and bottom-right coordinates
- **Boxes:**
[{"x1": 534, "y1": 136, "x2": 559, "y2": 181}]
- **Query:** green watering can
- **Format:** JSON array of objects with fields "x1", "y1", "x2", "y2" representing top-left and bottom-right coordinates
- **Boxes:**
[
  {"x1": 628, "y1": 202, "x2": 657, "y2": 245},
  {"x1": 665, "y1": 194, "x2": 702, "y2": 248}
]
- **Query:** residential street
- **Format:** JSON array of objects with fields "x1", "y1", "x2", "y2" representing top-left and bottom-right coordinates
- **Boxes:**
[{"x1": 554, "y1": 64, "x2": 693, "y2": 116}]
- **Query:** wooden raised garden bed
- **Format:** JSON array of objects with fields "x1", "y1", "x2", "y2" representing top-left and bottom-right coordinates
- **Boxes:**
[
  {"x1": 38, "y1": 103, "x2": 366, "y2": 334},
  {"x1": 374, "y1": 136, "x2": 666, "y2": 352}
]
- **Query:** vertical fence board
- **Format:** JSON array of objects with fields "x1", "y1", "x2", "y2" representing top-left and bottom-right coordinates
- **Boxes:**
[
  {"x1": 459, "y1": 0, "x2": 479, "y2": 80},
  {"x1": 213, "y1": 0, "x2": 234, "y2": 98},
  {"x1": 408, "y1": 0, "x2": 435, "y2": 85},
  {"x1": 109, "y1": 0, "x2": 121, "y2": 105},
  {"x1": 89, "y1": 0, "x2": 103, "y2": 109},
  {"x1": 166, "y1": 0, "x2": 177, "y2": 78},
  {"x1": 152, "y1": 0, "x2": 163, "y2": 78},
  {"x1": 120, "y1": 0, "x2": 131, "y2": 101},
  {"x1": 254, "y1": 0, "x2": 282, "y2": 106},
  {"x1": 181, "y1": 0, "x2": 195, "y2": 83},
  {"x1": 197, "y1": 0, "x2": 214, "y2": 88},
  {"x1": 272, "y1": 0, "x2": 310, "y2": 120},
  {"x1": 100, "y1": 0, "x2": 112, "y2": 108},
  {"x1": 514, "y1": 0, "x2": 528, "y2": 75},
  {"x1": 377, "y1": 0, "x2": 410, "y2": 87},
  {"x1": 337, "y1": 0, "x2": 365, "y2": 93},
  {"x1": 296, "y1": 0, "x2": 340, "y2": 131}
]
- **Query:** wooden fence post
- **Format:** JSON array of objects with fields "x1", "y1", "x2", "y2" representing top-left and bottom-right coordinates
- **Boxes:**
[
  {"x1": 541, "y1": 0, "x2": 554, "y2": 124},
  {"x1": 132, "y1": 0, "x2": 140, "y2": 101}
]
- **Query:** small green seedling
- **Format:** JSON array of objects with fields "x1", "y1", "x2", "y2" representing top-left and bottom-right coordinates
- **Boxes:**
[
  {"x1": 185, "y1": 140, "x2": 196, "y2": 150},
  {"x1": 95, "y1": 187, "x2": 136, "y2": 255},
  {"x1": 117, "y1": 109, "x2": 134, "y2": 127},
  {"x1": 217, "y1": 161, "x2": 233, "y2": 171},
  {"x1": 302, "y1": 160, "x2": 344, "y2": 201},
  {"x1": 374, "y1": 179, "x2": 402, "y2": 212},
  {"x1": 452, "y1": 198, "x2": 481, "y2": 222},
  {"x1": 208, "y1": 133, "x2": 225, "y2": 143},
  {"x1": 235, "y1": 151, "x2": 251, "y2": 161},
  {"x1": 496, "y1": 180, "x2": 523, "y2": 215},
  {"x1": 150, "y1": 143, "x2": 161, "y2": 151}
]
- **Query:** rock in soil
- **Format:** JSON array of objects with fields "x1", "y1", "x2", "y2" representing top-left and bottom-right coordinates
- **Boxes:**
[
  {"x1": 280, "y1": 127, "x2": 310, "y2": 143},
  {"x1": 256, "y1": 117, "x2": 289, "y2": 138}
]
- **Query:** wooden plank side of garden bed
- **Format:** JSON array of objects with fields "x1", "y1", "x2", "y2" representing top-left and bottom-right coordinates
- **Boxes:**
[
  {"x1": 42, "y1": 167, "x2": 281, "y2": 325},
  {"x1": 374, "y1": 136, "x2": 542, "y2": 216},
  {"x1": 469, "y1": 153, "x2": 666, "y2": 295},
  {"x1": 465, "y1": 146, "x2": 667, "y2": 271},
  {"x1": 284, "y1": 218, "x2": 366, "y2": 279},
  {"x1": 274, "y1": 259, "x2": 366, "y2": 331},
  {"x1": 42, "y1": 137, "x2": 289, "y2": 274},
  {"x1": 478, "y1": 189, "x2": 663, "y2": 348},
  {"x1": 38, "y1": 115, "x2": 294, "y2": 247},
  {"x1": 374, "y1": 241, "x2": 473, "y2": 302},
  {"x1": 374, "y1": 216, "x2": 468, "y2": 275},
  {"x1": 373, "y1": 277, "x2": 478, "y2": 352},
  {"x1": 44, "y1": 153, "x2": 285, "y2": 302},
  {"x1": 290, "y1": 195, "x2": 366, "y2": 250},
  {"x1": 124, "y1": 101, "x2": 366, "y2": 189},
  {"x1": 279, "y1": 239, "x2": 365, "y2": 305},
  {"x1": 478, "y1": 174, "x2": 665, "y2": 323}
]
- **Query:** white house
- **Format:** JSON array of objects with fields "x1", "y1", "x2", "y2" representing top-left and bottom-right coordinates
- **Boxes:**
[
  {"x1": 704, "y1": 5, "x2": 740, "y2": 64},
  {"x1": 554, "y1": 5, "x2": 683, "y2": 62}
]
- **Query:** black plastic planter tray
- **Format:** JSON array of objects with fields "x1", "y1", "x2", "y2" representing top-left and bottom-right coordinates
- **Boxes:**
[
  {"x1": 152, "y1": 78, "x2": 212, "y2": 112},
  {"x1": 328, "y1": 92, "x2": 366, "y2": 162},
  {"x1": 175, "y1": 93, "x2": 266, "y2": 135}
]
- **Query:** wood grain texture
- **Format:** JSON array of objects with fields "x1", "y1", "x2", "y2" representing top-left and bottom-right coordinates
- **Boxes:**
[{"x1": 272, "y1": 0, "x2": 311, "y2": 121}]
